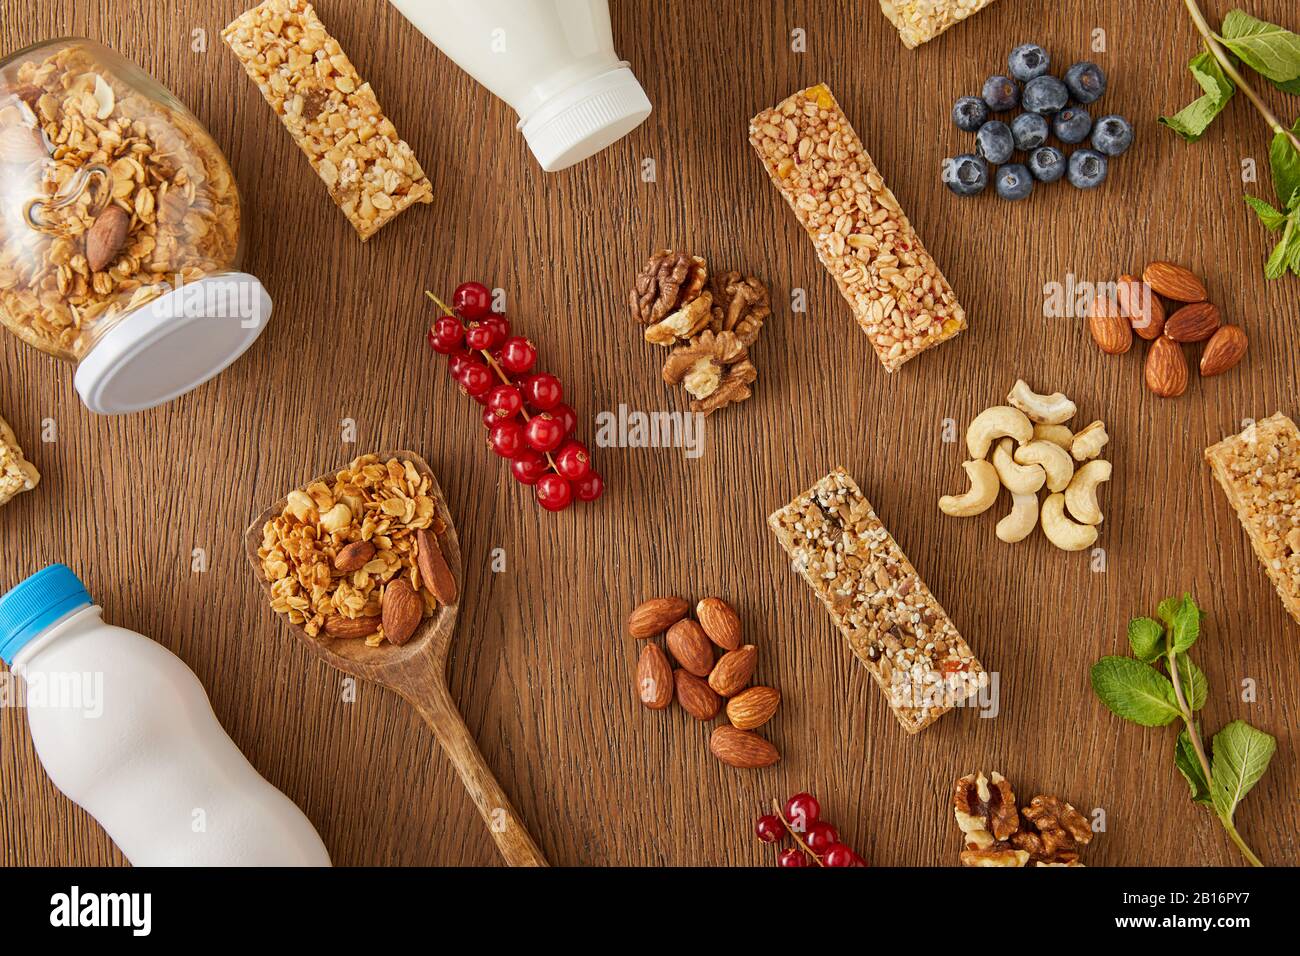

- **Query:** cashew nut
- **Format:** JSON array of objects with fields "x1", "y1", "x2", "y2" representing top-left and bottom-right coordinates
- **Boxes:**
[
  {"x1": 1007, "y1": 379, "x2": 1077, "y2": 425},
  {"x1": 939, "y1": 460, "x2": 1000, "y2": 517},
  {"x1": 966, "y1": 406, "x2": 1033, "y2": 459},
  {"x1": 1071, "y1": 420, "x2": 1110, "y2": 462},
  {"x1": 992, "y1": 437, "x2": 1045, "y2": 495},
  {"x1": 1033, "y1": 423, "x2": 1074, "y2": 450},
  {"x1": 1041, "y1": 493, "x2": 1098, "y2": 551},
  {"x1": 996, "y1": 492, "x2": 1040, "y2": 543},
  {"x1": 1013, "y1": 440, "x2": 1075, "y2": 492},
  {"x1": 1065, "y1": 459, "x2": 1112, "y2": 525}
]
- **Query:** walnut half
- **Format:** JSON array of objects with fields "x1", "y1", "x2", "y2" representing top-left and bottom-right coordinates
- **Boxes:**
[
  {"x1": 953, "y1": 771, "x2": 1020, "y2": 849},
  {"x1": 662, "y1": 330, "x2": 757, "y2": 415},
  {"x1": 709, "y1": 270, "x2": 770, "y2": 347},
  {"x1": 1011, "y1": 794, "x2": 1093, "y2": 865},
  {"x1": 630, "y1": 249, "x2": 708, "y2": 326}
]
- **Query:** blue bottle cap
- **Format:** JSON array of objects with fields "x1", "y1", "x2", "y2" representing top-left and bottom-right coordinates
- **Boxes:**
[{"x1": 0, "y1": 565, "x2": 92, "y2": 665}]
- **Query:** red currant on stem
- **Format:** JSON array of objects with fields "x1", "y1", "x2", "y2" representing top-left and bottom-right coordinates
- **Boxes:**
[
  {"x1": 457, "y1": 361, "x2": 493, "y2": 399},
  {"x1": 805, "y1": 820, "x2": 838, "y2": 853},
  {"x1": 525, "y1": 413, "x2": 565, "y2": 453},
  {"x1": 465, "y1": 322, "x2": 496, "y2": 351},
  {"x1": 573, "y1": 471, "x2": 604, "y2": 502},
  {"x1": 452, "y1": 281, "x2": 491, "y2": 319},
  {"x1": 510, "y1": 449, "x2": 548, "y2": 486},
  {"x1": 551, "y1": 403, "x2": 577, "y2": 437},
  {"x1": 553, "y1": 440, "x2": 591, "y2": 481},
  {"x1": 521, "y1": 372, "x2": 563, "y2": 411},
  {"x1": 499, "y1": 336, "x2": 537, "y2": 375},
  {"x1": 486, "y1": 383, "x2": 523, "y2": 420},
  {"x1": 481, "y1": 314, "x2": 511, "y2": 347},
  {"x1": 776, "y1": 847, "x2": 809, "y2": 868},
  {"x1": 821, "y1": 844, "x2": 856, "y2": 868},
  {"x1": 755, "y1": 815, "x2": 783, "y2": 844},
  {"x1": 487, "y1": 420, "x2": 526, "y2": 459},
  {"x1": 535, "y1": 473, "x2": 573, "y2": 512},
  {"x1": 784, "y1": 792, "x2": 820, "y2": 832}
]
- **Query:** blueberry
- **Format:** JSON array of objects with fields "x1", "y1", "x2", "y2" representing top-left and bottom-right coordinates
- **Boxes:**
[
  {"x1": 952, "y1": 96, "x2": 990, "y2": 132},
  {"x1": 1064, "y1": 62, "x2": 1107, "y2": 104},
  {"x1": 1008, "y1": 43, "x2": 1050, "y2": 82},
  {"x1": 995, "y1": 163, "x2": 1034, "y2": 201},
  {"x1": 1052, "y1": 107, "x2": 1093, "y2": 144},
  {"x1": 1067, "y1": 149, "x2": 1108, "y2": 189},
  {"x1": 1010, "y1": 112, "x2": 1050, "y2": 150},
  {"x1": 1022, "y1": 75, "x2": 1069, "y2": 114},
  {"x1": 982, "y1": 75, "x2": 1020, "y2": 112},
  {"x1": 1091, "y1": 114, "x2": 1134, "y2": 156},
  {"x1": 1027, "y1": 146, "x2": 1066, "y2": 182},
  {"x1": 975, "y1": 120, "x2": 1014, "y2": 164},
  {"x1": 943, "y1": 154, "x2": 989, "y2": 196}
]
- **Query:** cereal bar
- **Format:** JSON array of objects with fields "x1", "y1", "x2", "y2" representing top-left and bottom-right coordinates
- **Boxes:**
[
  {"x1": 768, "y1": 467, "x2": 985, "y2": 733},
  {"x1": 0, "y1": 414, "x2": 39, "y2": 507},
  {"x1": 223, "y1": 0, "x2": 432, "y2": 241},
  {"x1": 879, "y1": 0, "x2": 1000, "y2": 49},
  {"x1": 1205, "y1": 413, "x2": 1300, "y2": 626},
  {"x1": 749, "y1": 84, "x2": 966, "y2": 371}
]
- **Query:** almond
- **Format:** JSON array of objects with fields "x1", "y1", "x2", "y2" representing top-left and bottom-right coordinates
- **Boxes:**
[
  {"x1": 628, "y1": 596, "x2": 689, "y2": 638},
  {"x1": 636, "y1": 644, "x2": 673, "y2": 710},
  {"x1": 1165, "y1": 302, "x2": 1221, "y2": 343},
  {"x1": 1199, "y1": 325, "x2": 1248, "y2": 377},
  {"x1": 666, "y1": 619, "x2": 714, "y2": 677},
  {"x1": 709, "y1": 726, "x2": 780, "y2": 769},
  {"x1": 1116, "y1": 275, "x2": 1166, "y2": 339},
  {"x1": 674, "y1": 669, "x2": 722, "y2": 720},
  {"x1": 696, "y1": 597, "x2": 741, "y2": 650},
  {"x1": 333, "y1": 540, "x2": 376, "y2": 573},
  {"x1": 1144, "y1": 335, "x2": 1189, "y2": 398},
  {"x1": 381, "y1": 578, "x2": 422, "y2": 646},
  {"x1": 1142, "y1": 261, "x2": 1207, "y2": 303},
  {"x1": 416, "y1": 528, "x2": 457, "y2": 605},
  {"x1": 85, "y1": 205, "x2": 129, "y2": 273},
  {"x1": 726, "y1": 685, "x2": 781, "y2": 730},
  {"x1": 1087, "y1": 294, "x2": 1132, "y2": 355},
  {"x1": 708, "y1": 644, "x2": 757, "y2": 697},
  {"x1": 323, "y1": 615, "x2": 381, "y2": 639}
]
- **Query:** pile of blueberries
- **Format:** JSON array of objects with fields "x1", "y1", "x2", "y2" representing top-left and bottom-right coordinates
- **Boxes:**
[{"x1": 944, "y1": 43, "x2": 1133, "y2": 200}]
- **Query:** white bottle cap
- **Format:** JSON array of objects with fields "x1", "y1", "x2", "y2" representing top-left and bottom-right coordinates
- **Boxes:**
[
  {"x1": 519, "y1": 66, "x2": 652, "y2": 172},
  {"x1": 73, "y1": 273, "x2": 272, "y2": 415}
]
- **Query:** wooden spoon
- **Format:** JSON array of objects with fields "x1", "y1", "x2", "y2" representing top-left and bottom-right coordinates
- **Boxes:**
[{"x1": 243, "y1": 450, "x2": 547, "y2": 867}]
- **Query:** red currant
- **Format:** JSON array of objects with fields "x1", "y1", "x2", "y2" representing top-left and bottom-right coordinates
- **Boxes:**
[
  {"x1": 453, "y1": 281, "x2": 491, "y2": 319},
  {"x1": 510, "y1": 449, "x2": 548, "y2": 486},
  {"x1": 465, "y1": 322, "x2": 496, "y2": 351},
  {"x1": 535, "y1": 474, "x2": 573, "y2": 512},
  {"x1": 482, "y1": 405, "x2": 498, "y2": 428},
  {"x1": 783, "y1": 793, "x2": 820, "y2": 833},
  {"x1": 498, "y1": 337, "x2": 537, "y2": 375},
  {"x1": 551, "y1": 403, "x2": 578, "y2": 437},
  {"x1": 805, "y1": 820, "x2": 838, "y2": 853},
  {"x1": 553, "y1": 440, "x2": 592, "y2": 480},
  {"x1": 485, "y1": 384, "x2": 523, "y2": 420},
  {"x1": 447, "y1": 350, "x2": 476, "y2": 378},
  {"x1": 851, "y1": 853, "x2": 869, "y2": 867},
  {"x1": 755, "y1": 815, "x2": 783, "y2": 844},
  {"x1": 427, "y1": 320, "x2": 465, "y2": 355},
  {"x1": 487, "y1": 420, "x2": 526, "y2": 459},
  {"x1": 525, "y1": 413, "x2": 565, "y2": 453},
  {"x1": 481, "y1": 314, "x2": 511, "y2": 348},
  {"x1": 822, "y1": 843, "x2": 856, "y2": 868},
  {"x1": 457, "y1": 361, "x2": 494, "y2": 399},
  {"x1": 573, "y1": 471, "x2": 604, "y2": 502},
  {"x1": 521, "y1": 373, "x2": 563, "y2": 411},
  {"x1": 777, "y1": 847, "x2": 809, "y2": 868}
]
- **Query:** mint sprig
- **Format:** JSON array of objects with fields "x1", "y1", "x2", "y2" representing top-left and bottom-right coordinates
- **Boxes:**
[{"x1": 1090, "y1": 594, "x2": 1276, "y2": 867}]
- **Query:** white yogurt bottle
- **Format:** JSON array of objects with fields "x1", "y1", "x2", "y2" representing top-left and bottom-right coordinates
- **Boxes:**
[
  {"x1": 389, "y1": 0, "x2": 652, "y2": 171},
  {"x1": 0, "y1": 565, "x2": 330, "y2": 866}
]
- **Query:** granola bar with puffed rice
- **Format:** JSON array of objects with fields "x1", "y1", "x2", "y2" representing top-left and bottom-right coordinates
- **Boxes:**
[
  {"x1": 879, "y1": 0, "x2": 1000, "y2": 49},
  {"x1": 222, "y1": 0, "x2": 432, "y2": 241},
  {"x1": 768, "y1": 467, "x2": 984, "y2": 734},
  {"x1": 0, "y1": 414, "x2": 39, "y2": 507},
  {"x1": 1205, "y1": 413, "x2": 1300, "y2": 626},
  {"x1": 749, "y1": 84, "x2": 966, "y2": 371}
]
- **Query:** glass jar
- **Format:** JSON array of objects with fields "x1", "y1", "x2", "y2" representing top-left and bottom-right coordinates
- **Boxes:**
[{"x1": 0, "y1": 38, "x2": 271, "y2": 413}]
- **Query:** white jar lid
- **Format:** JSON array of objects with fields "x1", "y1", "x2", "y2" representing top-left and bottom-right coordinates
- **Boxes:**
[
  {"x1": 73, "y1": 273, "x2": 272, "y2": 415},
  {"x1": 520, "y1": 66, "x2": 652, "y2": 172}
]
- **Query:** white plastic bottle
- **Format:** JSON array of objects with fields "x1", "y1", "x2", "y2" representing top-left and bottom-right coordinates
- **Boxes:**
[
  {"x1": 388, "y1": 0, "x2": 652, "y2": 171},
  {"x1": 0, "y1": 565, "x2": 331, "y2": 866}
]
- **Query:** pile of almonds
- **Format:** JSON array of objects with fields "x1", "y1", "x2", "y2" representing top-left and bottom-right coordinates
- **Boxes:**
[
  {"x1": 630, "y1": 595, "x2": 781, "y2": 769},
  {"x1": 1087, "y1": 261, "x2": 1247, "y2": 398}
]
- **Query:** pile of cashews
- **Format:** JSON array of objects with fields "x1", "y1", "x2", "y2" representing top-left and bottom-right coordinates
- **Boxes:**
[{"x1": 939, "y1": 380, "x2": 1112, "y2": 551}]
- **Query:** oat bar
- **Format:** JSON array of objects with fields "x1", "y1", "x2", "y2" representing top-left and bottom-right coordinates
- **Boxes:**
[
  {"x1": 879, "y1": 0, "x2": 1000, "y2": 49},
  {"x1": 222, "y1": 0, "x2": 432, "y2": 241},
  {"x1": 0, "y1": 414, "x2": 39, "y2": 507},
  {"x1": 1205, "y1": 413, "x2": 1300, "y2": 625},
  {"x1": 749, "y1": 85, "x2": 966, "y2": 371},
  {"x1": 768, "y1": 468, "x2": 984, "y2": 733}
]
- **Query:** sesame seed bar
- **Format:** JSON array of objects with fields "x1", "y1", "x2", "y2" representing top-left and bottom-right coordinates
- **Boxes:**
[
  {"x1": 1205, "y1": 413, "x2": 1300, "y2": 626},
  {"x1": 768, "y1": 467, "x2": 985, "y2": 734},
  {"x1": 879, "y1": 0, "x2": 1000, "y2": 49},
  {"x1": 0, "y1": 414, "x2": 39, "y2": 507},
  {"x1": 222, "y1": 0, "x2": 432, "y2": 241},
  {"x1": 749, "y1": 85, "x2": 967, "y2": 372}
]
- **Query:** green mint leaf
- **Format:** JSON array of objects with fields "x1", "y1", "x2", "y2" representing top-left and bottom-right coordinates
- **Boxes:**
[
  {"x1": 1090, "y1": 656, "x2": 1182, "y2": 726},
  {"x1": 1245, "y1": 195, "x2": 1288, "y2": 231},
  {"x1": 1265, "y1": 219, "x2": 1296, "y2": 279},
  {"x1": 1210, "y1": 720, "x2": 1277, "y2": 822},
  {"x1": 1269, "y1": 119, "x2": 1300, "y2": 209},
  {"x1": 1175, "y1": 727, "x2": 1213, "y2": 804},
  {"x1": 1128, "y1": 616, "x2": 1166, "y2": 662},
  {"x1": 1160, "y1": 51, "x2": 1237, "y2": 142},
  {"x1": 1174, "y1": 653, "x2": 1209, "y2": 710},
  {"x1": 1220, "y1": 10, "x2": 1300, "y2": 83},
  {"x1": 1157, "y1": 596, "x2": 1181, "y2": 626},
  {"x1": 1168, "y1": 595, "x2": 1202, "y2": 653}
]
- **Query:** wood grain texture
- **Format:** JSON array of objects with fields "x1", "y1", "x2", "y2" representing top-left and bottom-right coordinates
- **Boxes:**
[{"x1": 1, "y1": 0, "x2": 1297, "y2": 867}]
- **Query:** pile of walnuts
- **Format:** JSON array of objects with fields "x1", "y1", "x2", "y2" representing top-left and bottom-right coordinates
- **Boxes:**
[
  {"x1": 629, "y1": 249, "x2": 770, "y2": 415},
  {"x1": 952, "y1": 771, "x2": 1095, "y2": 867}
]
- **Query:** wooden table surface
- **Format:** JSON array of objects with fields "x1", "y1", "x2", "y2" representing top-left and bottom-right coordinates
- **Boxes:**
[{"x1": 1, "y1": 0, "x2": 1297, "y2": 868}]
